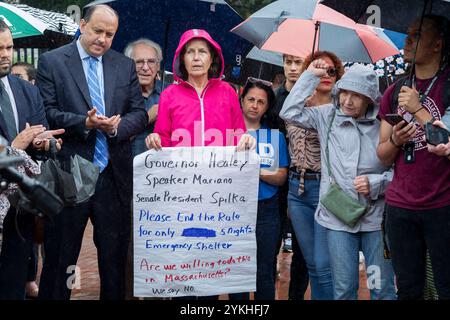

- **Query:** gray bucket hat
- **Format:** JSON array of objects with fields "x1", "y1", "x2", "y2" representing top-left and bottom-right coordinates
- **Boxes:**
[{"x1": 335, "y1": 64, "x2": 380, "y2": 103}]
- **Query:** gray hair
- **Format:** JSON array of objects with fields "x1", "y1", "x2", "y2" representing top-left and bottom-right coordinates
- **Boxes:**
[{"x1": 124, "y1": 38, "x2": 163, "y2": 62}]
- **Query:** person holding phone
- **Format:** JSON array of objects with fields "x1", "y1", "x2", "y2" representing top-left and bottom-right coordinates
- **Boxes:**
[
  {"x1": 376, "y1": 15, "x2": 450, "y2": 300},
  {"x1": 426, "y1": 120, "x2": 450, "y2": 159}
]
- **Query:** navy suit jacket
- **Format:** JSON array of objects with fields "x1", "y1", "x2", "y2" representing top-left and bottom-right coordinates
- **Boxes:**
[
  {"x1": 0, "y1": 75, "x2": 48, "y2": 144},
  {"x1": 36, "y1": 42, "x2": 148, "y2": 205}
]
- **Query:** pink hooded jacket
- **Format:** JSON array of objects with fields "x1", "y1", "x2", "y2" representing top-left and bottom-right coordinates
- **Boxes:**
[{"x1": 154, "y1": 29, "x2": 247, "y2": 147}]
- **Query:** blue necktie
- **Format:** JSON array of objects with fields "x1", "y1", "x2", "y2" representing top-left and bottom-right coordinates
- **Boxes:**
[{"x1": 87, "y1": 56, "x2": 109, "y2": 172}]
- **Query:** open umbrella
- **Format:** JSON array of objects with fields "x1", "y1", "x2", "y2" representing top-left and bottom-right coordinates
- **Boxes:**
[
  {"x1": 0, "y1": 2, "x2": 47, "y2": 38},
  {"x1": 231, "y1": 0, "x2": 400, "y2": 63},
  {"x1": 322, "y1": 0, "x2": 449, "y2": 82},
  {"x1": 244, "y1": 46, "x2": 284, "y2": 79},
  {"x1": 84, "y1": 0, "x2": 251, "y2": 79},
  {"x1": 370, "y1": 27, "x2": 406, "y2": 50},
  {"x1": 246, "y1": 46, "x2": 283, "y2": 67},
  {"x1": 320, "y1": 0, "x2": 450, "y2": 34},
  {"x1": 0, "y1": 2, "x2": 78, "y2": 48}
]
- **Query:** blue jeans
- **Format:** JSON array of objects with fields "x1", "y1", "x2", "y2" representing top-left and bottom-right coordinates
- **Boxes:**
[
  {"x1": 327, "y1": 229, "x2": 397, "y2": 300},
  {"x1": 288, "y1": 177, "x2": 333, "y2": 300},
  {"x1": 255, "y1": 194, "x2": 280, "y2": 300}
]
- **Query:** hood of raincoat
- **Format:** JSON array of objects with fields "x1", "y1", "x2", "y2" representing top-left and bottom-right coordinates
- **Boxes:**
[{"x1": 172, "y1": 29, "x2": 225, "y2": 83}]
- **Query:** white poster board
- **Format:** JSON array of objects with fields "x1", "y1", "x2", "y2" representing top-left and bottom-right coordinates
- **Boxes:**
[{"x1": 133, "y1": 147, "x2": 260, "y2": 297}]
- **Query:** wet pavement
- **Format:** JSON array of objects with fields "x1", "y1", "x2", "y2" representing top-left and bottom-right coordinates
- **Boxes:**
[{"x1": 37, "y1": 221, "x2": 370, "y2": 300}]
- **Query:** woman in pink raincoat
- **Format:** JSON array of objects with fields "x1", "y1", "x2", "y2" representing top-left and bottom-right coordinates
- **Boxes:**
[{"x1": 146, "y1": 29, "x2": 254, "y2": 150}]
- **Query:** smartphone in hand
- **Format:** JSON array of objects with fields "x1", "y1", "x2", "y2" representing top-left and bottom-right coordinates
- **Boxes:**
[
  {"x1": 425, "y1": 122, "x2": 450, "y2": 146},
  {"x1": 385, "y1": 114, "x2": 407, "y2": 126}
]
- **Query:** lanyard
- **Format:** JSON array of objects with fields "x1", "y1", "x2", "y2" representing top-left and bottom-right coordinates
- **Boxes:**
[{"x1": 412, "y1": 65, "x2": 445, "y2": 103}]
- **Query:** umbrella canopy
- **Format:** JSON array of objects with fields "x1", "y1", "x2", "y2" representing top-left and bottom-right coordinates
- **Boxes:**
[
  {"x1": 84, "y1": 0, "x2": 251, "y2": 77},
  {"x1": 246, "y1": 46, "x2": 283, "y2": 66},
  {"x1": 14, "y1": 4, "x2": 78, "y2": 36},
  {"x1": 232, "y1": 1, "x2": 400, "y2": 63},
  {"x1": 371, "y1": 27, "x2": 406, "y2": 50},
  {"x1": 231, "y1": 0, "x2": 341, "y2": 48},
  {"x1": 0, "y1": 2, "x2": 47, "y2": 38},
  {"x1": 320, "y1": 0, "x2": 450, "y2": 33},
  {"x1": 0, "y1": 3, "x2": 78, "y2": 48}
]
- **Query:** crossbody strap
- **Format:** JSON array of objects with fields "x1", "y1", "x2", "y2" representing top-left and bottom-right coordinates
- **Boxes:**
[
  {"x1": 324, "y1": 108, "x2": 374, "y2": 208},
  {"x1": 325, "y1": 108, "x2": 337, "y2": 183}
]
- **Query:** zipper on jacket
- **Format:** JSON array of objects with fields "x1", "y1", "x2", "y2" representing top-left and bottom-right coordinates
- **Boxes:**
[
  {"x1": 197, "y1": 86, "x2": 209, "y2": 147},
  {"x1": 184, "y1": 81, "x2": 211, "y2": 147}
]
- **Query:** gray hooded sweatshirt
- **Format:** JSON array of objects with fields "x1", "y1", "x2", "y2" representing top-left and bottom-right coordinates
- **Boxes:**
[{"x1": 280, "y1": 70, "x2": 391, "y2": 233}]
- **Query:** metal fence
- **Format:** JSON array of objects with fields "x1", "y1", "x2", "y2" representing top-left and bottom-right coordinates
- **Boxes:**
[{"x1": 13, "y1": 48, "x2": 49, "y2": 68}]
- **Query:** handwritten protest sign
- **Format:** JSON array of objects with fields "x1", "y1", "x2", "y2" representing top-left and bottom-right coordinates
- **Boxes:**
[{"x1": 133, "y1": 147, "x2": 260, "y2": 297}]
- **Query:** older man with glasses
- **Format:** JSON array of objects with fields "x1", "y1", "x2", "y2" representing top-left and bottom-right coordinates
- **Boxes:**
[{"x1": 124, "y1": 38, "x2": 164, "y2": 157}]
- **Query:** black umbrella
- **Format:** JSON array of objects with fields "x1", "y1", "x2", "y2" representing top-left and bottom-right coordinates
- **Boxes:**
[
  {"x1": 322, "y1": 0, "x2": 450, "y2": 84},
  {"x1": 35, "y1": 140, "x2": 100, "y2": 207},
  {"x1": 320, "y1": 0, "x2": 450, "y2": 34},
  {"x1": 84, "y1": 0, "x2": 251, "y2": 83}
]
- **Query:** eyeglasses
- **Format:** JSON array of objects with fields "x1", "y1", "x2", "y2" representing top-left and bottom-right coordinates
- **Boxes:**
[
  {"x1": 135, "y1": 58, "x2": 159, "y2": 68},
  {"x1": 246, "y1": 77, "x2": 273, "y2": 88},
  {"x1": 326, "y1": 68, "x2": 339, "y2": 77}
]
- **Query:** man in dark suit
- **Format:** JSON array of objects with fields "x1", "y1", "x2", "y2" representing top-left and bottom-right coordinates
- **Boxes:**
[
  {"x1": 0, "y1": 20, "x2": 63, "y2": 300},
  {"x1": 36, "y1": 4, "x2": 148, "y2": 300}
]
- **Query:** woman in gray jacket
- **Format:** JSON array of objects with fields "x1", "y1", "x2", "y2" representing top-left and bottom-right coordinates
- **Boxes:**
[{"x1": 280, "y1": 61, "x2": 396, "y2": 300}]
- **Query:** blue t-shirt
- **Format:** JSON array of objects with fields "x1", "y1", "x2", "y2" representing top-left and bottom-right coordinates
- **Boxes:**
[{"x1": 249, "y1": 127, "x2": 289, "y2": 201}]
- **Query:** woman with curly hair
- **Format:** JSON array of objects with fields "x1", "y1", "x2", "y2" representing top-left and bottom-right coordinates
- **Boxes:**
[{"x1": 285, "y1": 51, "x2": 344, "y2": 300}]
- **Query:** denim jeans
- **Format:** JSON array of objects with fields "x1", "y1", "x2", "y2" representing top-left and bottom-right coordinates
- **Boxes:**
[
  {"x1": 255, "y1": 194, "x2": 281, "y2": 300},
  {"x1": 327, "y1": 229, "x2": 397, "y2": 300},
  {"x1": 277, "y1": 180, "x2": 309, "y2": 300},
  {"x1": 386, "y1": 204, "x2": 450, "y2": 300},
  {"x1": 288, "y1": 177, "x2": 334, "y2": 300}
]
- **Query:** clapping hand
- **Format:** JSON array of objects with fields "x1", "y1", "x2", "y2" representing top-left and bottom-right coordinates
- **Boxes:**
[{"x1": 86, "y1": 107, "x2": 121, "y2": 135}]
